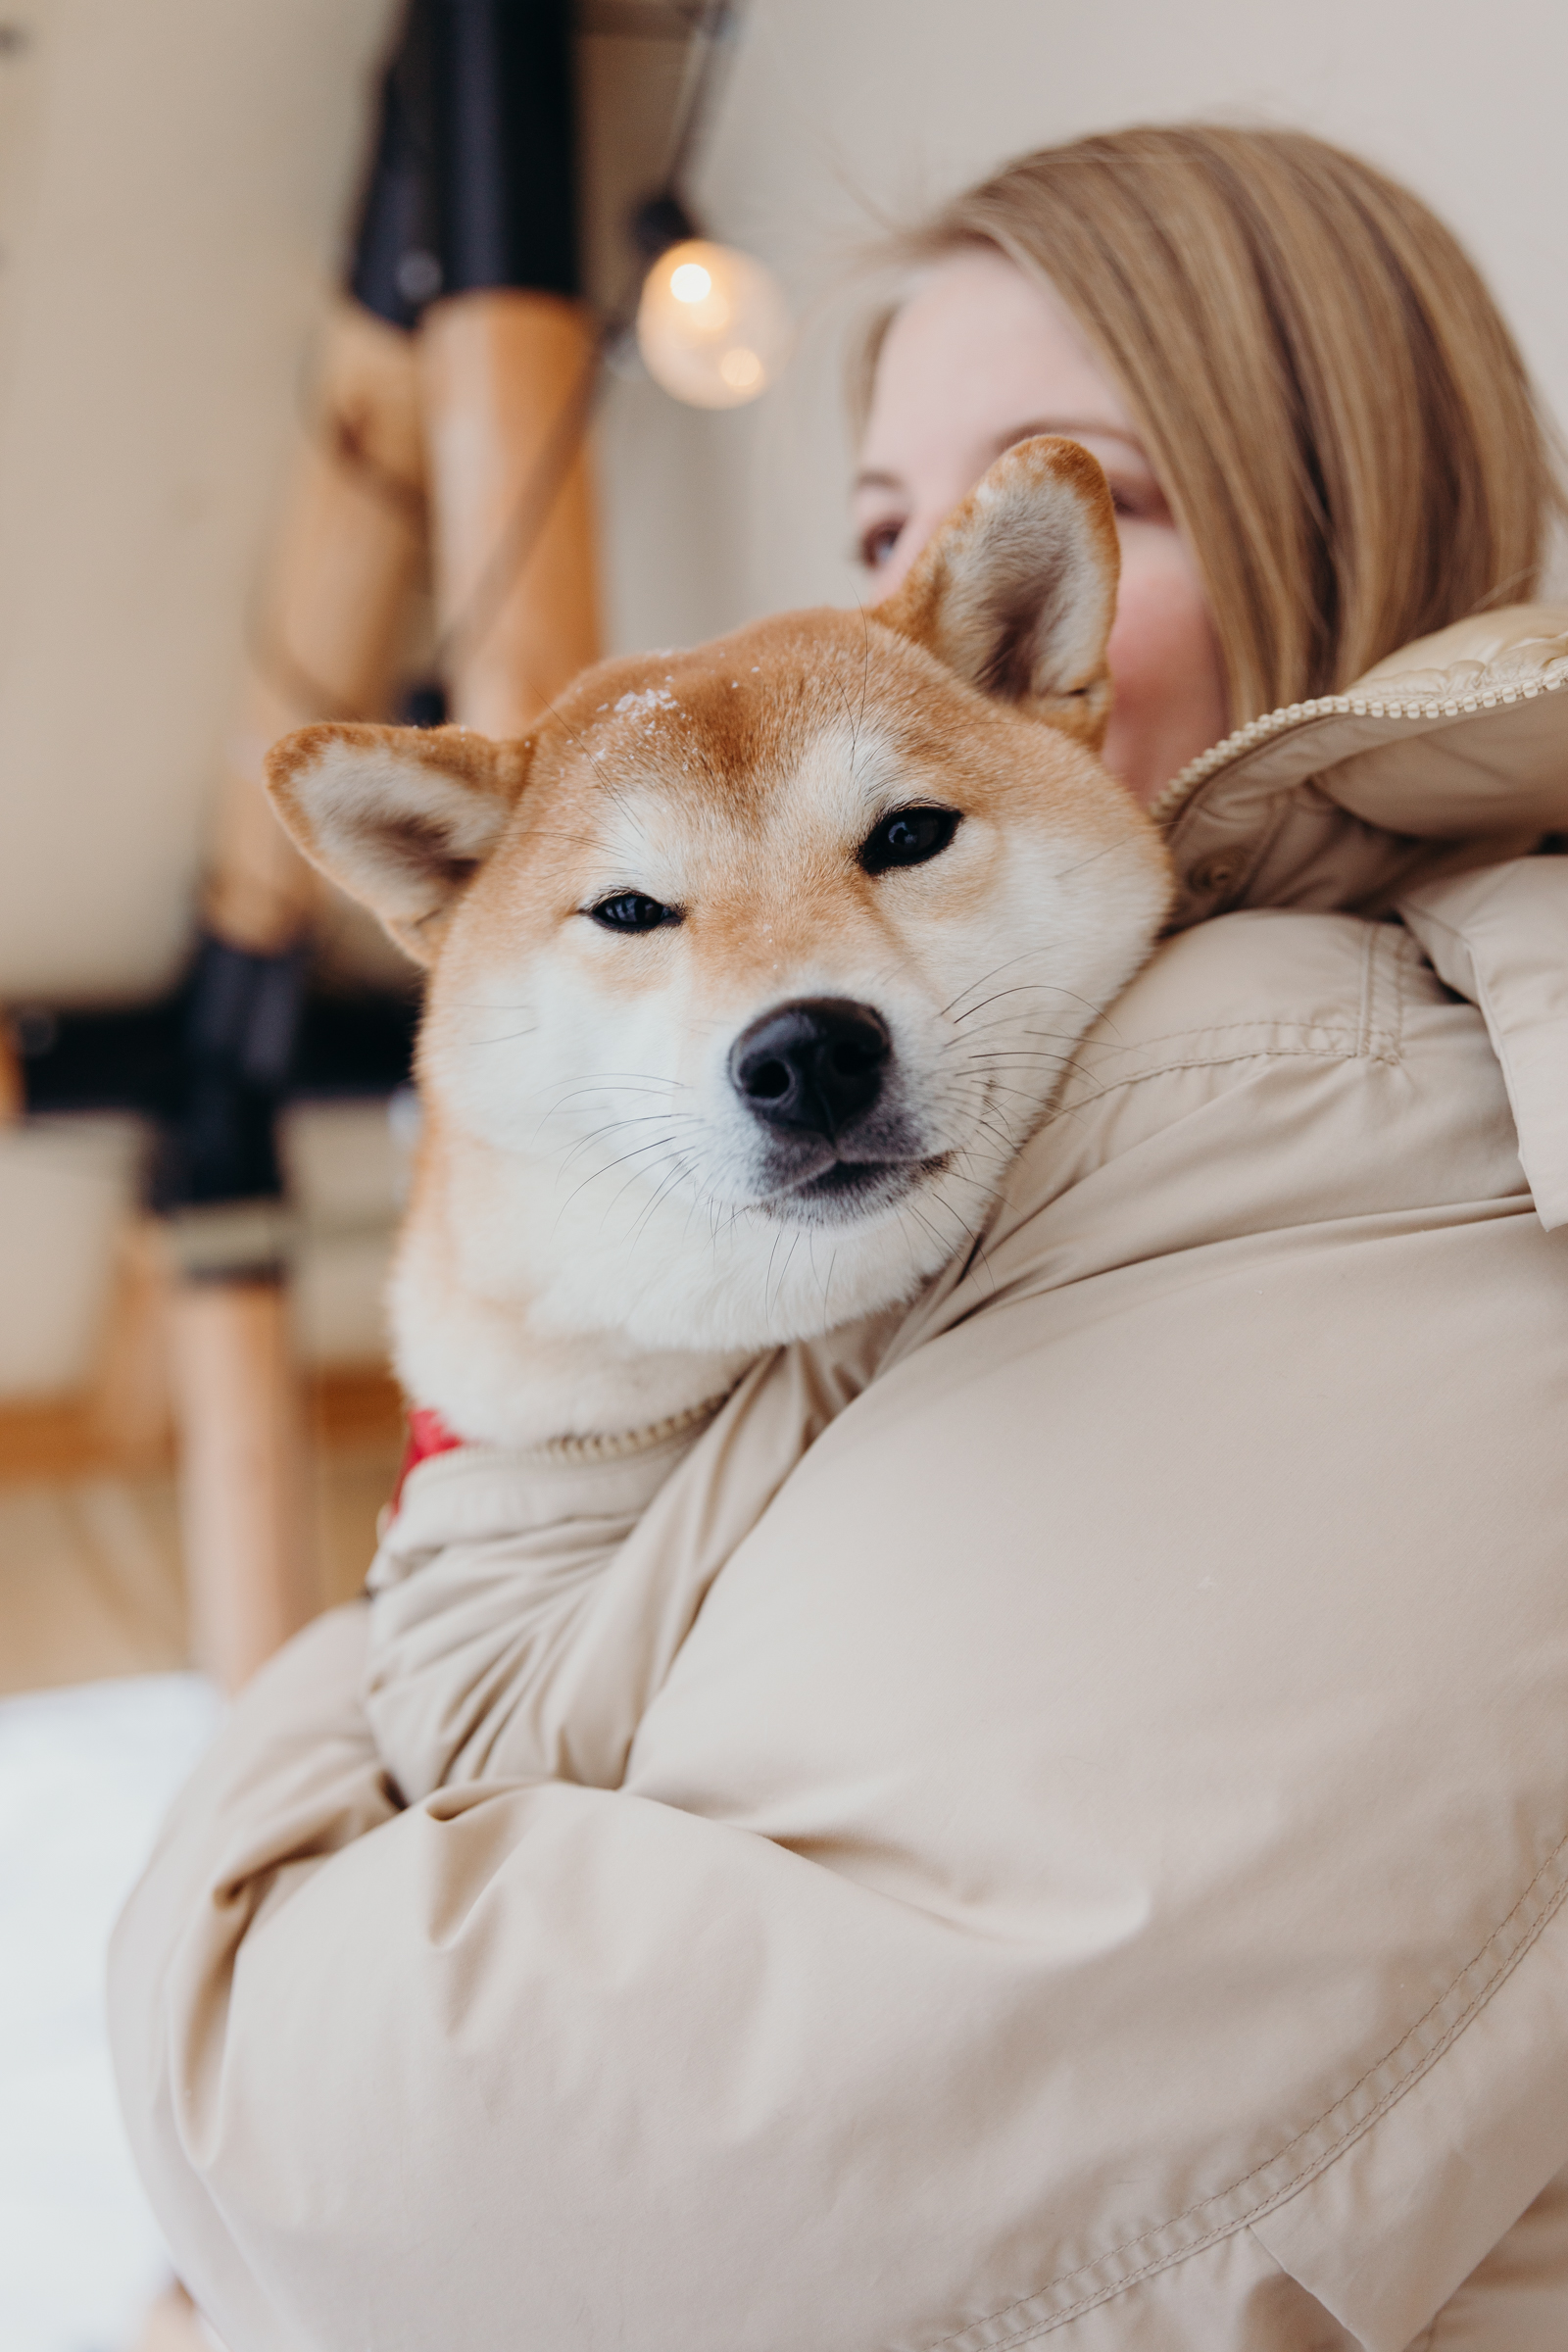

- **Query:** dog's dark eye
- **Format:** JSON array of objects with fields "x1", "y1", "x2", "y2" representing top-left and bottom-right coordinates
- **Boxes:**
[
  {"x1": 858, "y1": 807, "x2": 961, "y2": 876},
  {"x1": 588, "y1": 891, "x2": 681, "y2": 933}
]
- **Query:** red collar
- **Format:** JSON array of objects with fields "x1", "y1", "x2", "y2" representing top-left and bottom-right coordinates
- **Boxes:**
[{"x1": 389, "y1": 1404, "x2": 466, "y2": 1514}]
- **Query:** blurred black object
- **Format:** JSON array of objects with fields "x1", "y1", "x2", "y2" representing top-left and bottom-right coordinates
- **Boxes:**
[
  {"x1": 629, "y1": 188, "x2": 698, "y2": 262},
  {"x1": 153, "y1": 936, "x2": 306, "y2": 1205},
  {"x1": 352, "y1": 0, "x2": 580, "y2": 330},
  {"x1": 400, "y1": 678, "x2": 451, "y2": 728},
  {"x1": 14, "y1": 956, "x2": 419, "y2": 1178}
]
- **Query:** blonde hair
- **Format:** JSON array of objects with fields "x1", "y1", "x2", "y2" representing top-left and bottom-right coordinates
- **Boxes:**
[{"x1": 856, "y1": 125, "x2": 1567, "y2": 725}]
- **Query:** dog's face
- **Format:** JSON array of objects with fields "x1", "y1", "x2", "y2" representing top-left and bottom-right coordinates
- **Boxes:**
[{"x1": 269, "y1": 439, "x2": 1171, "y2": 1363}]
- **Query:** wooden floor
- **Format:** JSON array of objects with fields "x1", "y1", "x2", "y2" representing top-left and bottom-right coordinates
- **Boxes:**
[{"x1": 0, "y1": 1371, "x2": 404, "y2": 1696}]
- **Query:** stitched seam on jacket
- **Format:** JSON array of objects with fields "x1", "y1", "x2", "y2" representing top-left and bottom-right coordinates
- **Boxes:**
[
  {"x1": 1387, "y1": 924, "x2": 1411, "y2": 1060},
  {"x1": 1053, "y1": 969, "x2": 1407, "y2": 1106},
  {"x1": 1080, "y1": 1016, "x2": 1369, "y2": 1048},
  {"x1": 1048, "y1": 1041, "x2": 1389, "y2": 1131},
  {"x1": 1356, "y1": 922, "x2": 1409, "y2": 1059},
  {"x1": 1355, "y1": 922, "x2": 1378, "y2": 1056},
  {"x1": 933, "y1": 1825, "x2": 1568, "y2": 2349}
]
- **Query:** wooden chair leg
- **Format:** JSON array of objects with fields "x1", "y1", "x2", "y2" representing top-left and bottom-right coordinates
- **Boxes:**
[
  {"x1": 419, "y1": 287, "x2": 602, "y2": 737},
  {"x1": 169, "y1": 300, "x2": 426, "y2": 1689},
  {"x1": 204, "y1": 297, "x2": 429, "y2": 957},
  {"x1": 86, "y1": 1216, "x2": 176, "y2": 1469},
  {"x1": 170, "y1": 1278, "x2": 314, "y2": 1692}
]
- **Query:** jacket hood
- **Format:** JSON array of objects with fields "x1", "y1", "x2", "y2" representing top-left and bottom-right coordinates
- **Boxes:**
[{"x1": 1152, "y1": 604, "x2": 1568, "y2": 930}]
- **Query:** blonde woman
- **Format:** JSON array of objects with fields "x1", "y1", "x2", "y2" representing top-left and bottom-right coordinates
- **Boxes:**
[
  {"x1": 112, "y1": 130, "x2": 1568, "y2": 2348},
  {"x1": 850, "y1": 126, "x2": 1564, "y2": 794}
]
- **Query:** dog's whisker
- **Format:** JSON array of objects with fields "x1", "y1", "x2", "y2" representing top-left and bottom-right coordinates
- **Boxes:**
[
  {"x1": 441, "y1": 1000, "x2": 537, "y2": 1014},
  {"x1": 536, "y1": 1072, "x2": 688, "y2": 1109},
  {"x1": 550, "y1": 1130, "x2": 700, "y2": 1224},
  {"x1": 937, "y1": 950, "x2": 1056, "y2": 1020},
  {"x1": 602, "y1": 1148, "x2": 698, "y2": 1240},
  {"x1": 761, "y1": 1222, "x2": 787, "y2": 1316},
  {"x1": 542, "y1": 1079, "x2": 685, "y2": 1102},
  {"x1": 973, "y1": 1118, "x2": 1024, "y2": 1160},
  {"x1": 769, "y1": 1227, "x2": 807, "y2": 1321},
  {"x1": 902, "y1": 1195, "x2": 974, "y2": 1266},
  {"x1": 622, "y1": 1152, "x2": 701, "y2": 1250},
  {"x1": 555, "y1": 1114, "x2": 698, "y2": 1173},
  {"x1": 950, "y1": 981, "x2": 1089, "y2": 1025},
  {"x1": 1053, "y1": 832, "x2": 1154, "y2": 883},
  {"x1": 942, "y1": 1013, "x2": 1111, "y2": 1048}
]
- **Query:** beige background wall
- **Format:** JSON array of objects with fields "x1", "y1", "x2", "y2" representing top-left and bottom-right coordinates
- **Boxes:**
[
  {"x1": 2, "y1": 0, "x2": 1565, "y2": 1009},
  {"x1": 0, "y1": 0, "x2": 396, "y2": 1004},
  {"x1": 653, "y1": 0, "x2": 1568, "y2": 649}
]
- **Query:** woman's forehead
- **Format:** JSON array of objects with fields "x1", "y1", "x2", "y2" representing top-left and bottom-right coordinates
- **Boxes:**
[{"x1": 857, "y1": 248, "x2": 1142, "y2": 488}]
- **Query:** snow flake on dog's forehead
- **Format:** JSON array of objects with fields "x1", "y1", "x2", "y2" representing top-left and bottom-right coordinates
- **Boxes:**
[{"x1": 610, "y1": 684, "x2": 679, "y2": 723}]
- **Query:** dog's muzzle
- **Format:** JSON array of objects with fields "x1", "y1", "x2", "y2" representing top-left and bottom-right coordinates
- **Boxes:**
[
  {"x1": 729, "y1": 998, "x2": 890, "y2": 1141},
  {"x1": 728, "y1": 998, "x2": 943, "y2": 1220}
]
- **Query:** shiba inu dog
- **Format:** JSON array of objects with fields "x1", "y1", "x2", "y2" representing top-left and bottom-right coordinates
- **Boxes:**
[{"x1": 267, "y1": 437, "x2": 1171, "y2": 1448}]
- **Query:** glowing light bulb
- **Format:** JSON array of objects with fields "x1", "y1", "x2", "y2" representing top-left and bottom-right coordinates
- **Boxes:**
[{"x1": 636, "y1": 238, "x2": 792, "y2": 410}]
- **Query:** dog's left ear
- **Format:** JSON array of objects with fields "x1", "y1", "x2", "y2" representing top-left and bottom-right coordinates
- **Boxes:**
[
  {"x1": 872, "y1": 435, "x2": 1120, "y2": 749},
  {"x1": 265, "y1": 721, "x2": 530, "y2": 964}
]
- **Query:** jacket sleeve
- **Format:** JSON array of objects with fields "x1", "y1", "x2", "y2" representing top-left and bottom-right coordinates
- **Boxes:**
[
  {"x1": 364, "y1": 1315, "x2": 896, "y2": 1801},
  {"x1": 106, "y1": 1603, "x2": 1004, "y2": 2352},
  {"x1": 363, "y1": 1419, "x2": 708, "y2": 1802},
  {"x1": 1418, "y1": 2161, "x2": 1568, "y2": 2348}
]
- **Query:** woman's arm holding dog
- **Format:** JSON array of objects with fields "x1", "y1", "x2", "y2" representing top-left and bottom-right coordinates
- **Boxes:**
[
  {"x1": 364, "y1": 1307, "x2": 899, "y2": 1799},
  {"x1": 106, "y1": 1598, "x2": 1017, "y2": 2352}
]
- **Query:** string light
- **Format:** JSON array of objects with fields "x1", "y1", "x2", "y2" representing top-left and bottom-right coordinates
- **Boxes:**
[{"x1": 635, "y1": 234, "x2": 792, "y2": 410}]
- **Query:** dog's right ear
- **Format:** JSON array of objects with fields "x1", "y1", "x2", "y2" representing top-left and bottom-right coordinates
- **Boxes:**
[
  {"x1": 265, "y1": 721, "x2": 530, "y2": 964},
  {"x1": 871, "y1": 435, "x2": 1120, "y2": 751}
]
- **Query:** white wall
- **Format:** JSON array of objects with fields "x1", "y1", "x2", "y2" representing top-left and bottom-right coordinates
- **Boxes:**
[{"x1": 624, "y1": 0, "x2": 1568, "y2": 645}]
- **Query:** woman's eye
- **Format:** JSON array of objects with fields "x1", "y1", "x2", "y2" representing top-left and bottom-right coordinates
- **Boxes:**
[
  {"x1": 1103, "y1": 473, "x2": 1171, "y2": 526},
  {"x1": 588, "y1": 892, "x2": 681, "y2": 933},
  {"x1": 858, "y1": 518, "x2": 905, "y2": 569},
  {"x1": 858, "y1": 807, "x2": 961, "y2": 876}
]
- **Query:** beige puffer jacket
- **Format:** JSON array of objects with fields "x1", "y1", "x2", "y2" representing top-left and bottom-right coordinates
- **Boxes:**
[{"x1": 111, "y1": 611, "x2": 1568, "y2": 2352}]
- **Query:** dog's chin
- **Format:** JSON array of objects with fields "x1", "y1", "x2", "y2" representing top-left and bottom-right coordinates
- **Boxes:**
[{"x1": 755, "y1": 1152, "x2": 952, "y2": 1230}]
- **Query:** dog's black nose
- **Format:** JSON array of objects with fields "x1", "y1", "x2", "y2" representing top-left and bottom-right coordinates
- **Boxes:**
[{"x1": 729, "y1": 998, "x2": 891, "y2": 1139}]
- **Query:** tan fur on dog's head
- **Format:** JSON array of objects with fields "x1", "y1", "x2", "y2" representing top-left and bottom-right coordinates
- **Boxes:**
[{"x1": 268, "y1": 439, "x2": 1172, "y2": 1445}]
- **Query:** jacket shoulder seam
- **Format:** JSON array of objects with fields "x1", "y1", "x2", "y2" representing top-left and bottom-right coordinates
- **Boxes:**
[
  {"x1": 1051, "y1": 1036, "x2": 1387, "y2": 1125},
  {"x1": 1361, "y1": 921, "x2": 1414, "y2": 1060}
]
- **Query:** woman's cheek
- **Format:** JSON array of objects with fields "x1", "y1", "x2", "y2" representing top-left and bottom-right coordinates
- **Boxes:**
[{"x1": 1102, "y1": 526, "x2": 1229, "y2": 803}]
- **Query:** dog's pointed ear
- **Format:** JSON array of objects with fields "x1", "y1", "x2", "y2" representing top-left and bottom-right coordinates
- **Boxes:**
[
  {"x1": 872, "y1": 435, "x2": 1120, "y2": 749},
  {"x1": 265, "y1": 722, "x2": 531, "y2": 964}
]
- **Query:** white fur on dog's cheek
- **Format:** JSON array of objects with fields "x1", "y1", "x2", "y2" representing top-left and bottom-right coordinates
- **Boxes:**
[{"x1": 428, "y1": 943, "x2": 696, "y2": 1164}]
